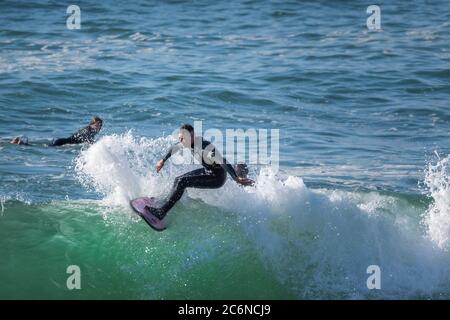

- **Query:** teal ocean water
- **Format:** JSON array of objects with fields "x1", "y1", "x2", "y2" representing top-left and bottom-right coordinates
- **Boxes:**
[{"x1": 0, "y1": 0, "x2": 450, "y2": 299}]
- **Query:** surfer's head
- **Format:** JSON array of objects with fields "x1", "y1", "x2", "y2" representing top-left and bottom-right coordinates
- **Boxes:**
[
  {"x1": 179, "y1": 124, "x2": 194, "y2": 148},
  {"x1": 89, "y1": 116, "x2": 103, "y2": 131}
]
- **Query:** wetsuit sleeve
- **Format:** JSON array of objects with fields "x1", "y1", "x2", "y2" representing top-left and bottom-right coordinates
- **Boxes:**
[
  {"x1": 163, "y1": 143, "x2": 182, "y2": 162},
  {"x1": 220, "y1": 157, "x2": 239, "y2": 182},
  {"x1": 212, "y1": 148, "x2": 239, "y2": 181}
]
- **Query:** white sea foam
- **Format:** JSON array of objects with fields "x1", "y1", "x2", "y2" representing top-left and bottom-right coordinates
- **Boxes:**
[
  {"x1": 75, "y1": 133, "x2": 450, "y2": 298},
  {"x1": 75, "y1": 132, "x2": 177, "y2": 206},
  {"x1": 192, "y1": 169, "x2": 450, "y2": 298},
  {"x1": 423, "y1": 153, "x2": 450, "y2": 250}
]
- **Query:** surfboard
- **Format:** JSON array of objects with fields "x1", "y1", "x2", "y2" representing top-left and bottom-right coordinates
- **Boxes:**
[{"x1": 130, "y1": 197, "x2": 166, "y2": 231}]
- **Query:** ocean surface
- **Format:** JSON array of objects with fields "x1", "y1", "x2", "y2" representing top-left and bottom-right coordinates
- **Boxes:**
[{"x1": 0, "y1": 0, "x2": 449, "y2": 299}]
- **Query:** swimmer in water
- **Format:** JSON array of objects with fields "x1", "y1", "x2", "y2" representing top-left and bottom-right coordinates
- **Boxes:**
[
  {"x1": 10, "y1": 136, "x2": 29, "y2": 145},
  {"x1": 50, "y1": 116, "x2": 103, "y2": 147}
]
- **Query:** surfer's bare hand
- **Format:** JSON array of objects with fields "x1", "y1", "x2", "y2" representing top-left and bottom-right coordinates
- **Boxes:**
[
  {"x1": 237, "y1": 177, "x2": 255, "y2": 186},
  {"x1": 156, "y1": 159, "x2": 164, "y2": 173}
]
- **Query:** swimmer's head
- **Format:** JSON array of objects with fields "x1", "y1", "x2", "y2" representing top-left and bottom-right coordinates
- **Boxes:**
[{"x1": 89, "y1": 116, "x2": 103, "y2": 131}]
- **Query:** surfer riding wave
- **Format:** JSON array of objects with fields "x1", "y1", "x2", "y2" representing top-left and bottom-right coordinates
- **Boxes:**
[{"x1": 147, "y1": 124, "x2": 254, "y2": 220}]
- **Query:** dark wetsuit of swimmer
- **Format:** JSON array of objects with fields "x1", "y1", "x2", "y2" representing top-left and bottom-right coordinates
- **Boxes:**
[
  {"x1": 150, "y1": 137, "x2": 240, "y2": 219},
  {"x1": 51, "y1": 125, "x2": 100, "y2": 146}
]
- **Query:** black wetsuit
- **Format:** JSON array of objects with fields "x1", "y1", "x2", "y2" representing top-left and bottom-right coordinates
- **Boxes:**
[
  {"x1": 151, "y1": 137, "x2": 239, "y2": 219},
  {"x1": 51, "y1": 126, "x2": 99, "y2": 146}
]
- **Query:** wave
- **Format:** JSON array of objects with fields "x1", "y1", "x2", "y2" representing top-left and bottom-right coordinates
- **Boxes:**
[
  {"x1": 423, "y1": 153, "x2": 450, "y2": 250},
  {"x1": 74, "y1": 133, "x2": 450, "y2": 298}
]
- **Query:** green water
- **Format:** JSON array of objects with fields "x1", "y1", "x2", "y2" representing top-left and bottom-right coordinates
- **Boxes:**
[{"x1": 0, "y1": 200, "x2": 293, "y2": 299}]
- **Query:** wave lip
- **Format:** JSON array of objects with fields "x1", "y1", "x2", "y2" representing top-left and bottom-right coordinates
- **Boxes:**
[
  {"x1": 74, "y1": 132, "x2": 177, "y2": 207},
  {"x1": 423, "y1": 154, "x2": 450, "y2": 250}
]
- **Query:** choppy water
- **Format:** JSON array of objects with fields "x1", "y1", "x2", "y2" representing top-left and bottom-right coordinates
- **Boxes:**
[{"x1": 0, "y1": 0, "x2": 449, "y2": 299}]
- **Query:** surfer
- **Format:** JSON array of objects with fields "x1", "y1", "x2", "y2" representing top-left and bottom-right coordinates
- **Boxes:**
[
  {"x1": 148, "y1": 124, "x2": 254, "y2": 219},
  {"x1": 50, "y1": 116, "x2": 103, "y2": 146}
]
